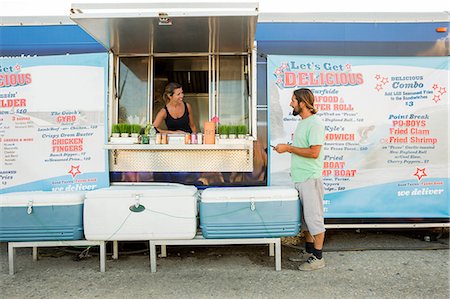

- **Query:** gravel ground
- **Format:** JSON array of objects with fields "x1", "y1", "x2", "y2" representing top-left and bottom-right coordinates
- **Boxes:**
[{"x1": 1, "y1": 229, "x2": 449, "y2": 299}]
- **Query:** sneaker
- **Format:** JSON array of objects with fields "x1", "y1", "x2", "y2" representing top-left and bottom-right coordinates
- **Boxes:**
[
  {"x1": 298, "y1": 256, "x2": 325, "y2": 271},
  {"x1": 288, "y1": 250, "x2": 313, "y2": 262}
]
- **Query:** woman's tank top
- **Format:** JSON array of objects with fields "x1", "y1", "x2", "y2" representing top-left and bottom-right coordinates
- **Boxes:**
[{"x1": 164, "y1": 102, "x2": 192, "y2": 133}]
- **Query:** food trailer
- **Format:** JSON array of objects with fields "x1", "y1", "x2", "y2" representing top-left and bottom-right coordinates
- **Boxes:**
[{"x1": 1, "y1": 2, "x2": 449, "y2": 228}]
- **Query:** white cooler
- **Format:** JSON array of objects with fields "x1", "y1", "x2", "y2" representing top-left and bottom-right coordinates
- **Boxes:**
[{"x1": 83, "y1": 183, "x2": 198, "y2": 240}]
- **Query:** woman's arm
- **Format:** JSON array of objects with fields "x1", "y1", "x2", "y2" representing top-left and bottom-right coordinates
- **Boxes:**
[
  {"x1": 152, "y1": 108, "x2": 186, "y2": 134},
  {"x1": 187, "y1": 103, "x2": 197, "y2": 134},
  {"x1": 152, "y1": 109, "x2": 168, "y2": 133}
]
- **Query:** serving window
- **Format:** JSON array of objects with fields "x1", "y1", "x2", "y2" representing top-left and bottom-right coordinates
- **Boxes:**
[
  {"x1": 71, "y1": 2, "x2": 259, "y2": 173},
  {"x1": 70, "y1": 2, "x2": 258, "y2": 138},
  {"x1": 114, "y1": 54, "x2": 253, "y2": 135}
]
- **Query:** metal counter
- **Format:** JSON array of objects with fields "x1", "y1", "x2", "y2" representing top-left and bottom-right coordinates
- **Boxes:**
[{"x1": 105, "y1": 140, "x2": 254, "y2": 172}]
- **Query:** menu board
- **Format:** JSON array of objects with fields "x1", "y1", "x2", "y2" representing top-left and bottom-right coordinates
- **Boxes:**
[
  {"x1": 268, "y1": 55, "x2": 449, "y2": 218},
  {"x1": 0, "y1": 53, "x2": 109, "y2": 193}
]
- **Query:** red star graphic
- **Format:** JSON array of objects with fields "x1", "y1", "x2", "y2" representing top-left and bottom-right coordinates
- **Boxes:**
[
  {"x1": 68, "y1": 165, "x2": 81, "y2": 178},
  {"x1": 413, "y1": 167, "x2": 427, "y2": 181},
  {"x1": 274, "y1": 69, "x2": 282, "y2": 75},
  {"x1": 375, "y1": 74, "x2": 381, "y2": 80},
  {"x1": 375, "y1": 84, "x2": 383, "y2": 91},
  {"x1": 14, "y1": 64, "x2": 21, "y2": 71},
  {"x1": 439, "y1": 87, "x2": 447, "y2": 95},
  {"x1": 381, "y1": 77, "x2": 389, "y2": 85},
  {"x1": 432, "y1": 84, "x2": 439, "y2": 90},
  {"x1": 432, "y1": 95, "x2": 441, "y2": 103},
  {"x1": 345, "y1": 64, "x2": 352, "y2": 70}
]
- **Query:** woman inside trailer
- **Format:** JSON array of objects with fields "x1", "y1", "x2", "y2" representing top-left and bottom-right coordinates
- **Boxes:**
[{"x1": 152, "y1": 82, "x2": 197, "y2": 134}]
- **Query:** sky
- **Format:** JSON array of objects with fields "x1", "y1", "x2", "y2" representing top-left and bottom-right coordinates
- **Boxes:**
[{"x1": 1, "y1": 0, "x2": 449, "y2": 16}]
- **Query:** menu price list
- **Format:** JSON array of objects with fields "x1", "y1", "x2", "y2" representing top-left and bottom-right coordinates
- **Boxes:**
[
  {"x1": 382, "y1": 113, "x2": 437, "y2": 165},
  {"x1": 315, "y1": 91, "x2": 360, "y2": 194}
]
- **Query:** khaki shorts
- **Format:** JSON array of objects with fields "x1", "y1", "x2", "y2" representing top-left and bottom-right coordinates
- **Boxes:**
[{"x1": 294, "y1": 178, "x2": 325, "y2": 236}]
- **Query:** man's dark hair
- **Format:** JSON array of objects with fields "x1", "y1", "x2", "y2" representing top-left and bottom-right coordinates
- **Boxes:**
[{"x1": 293, "y1": 88, "x2": 317, "y2": 114}]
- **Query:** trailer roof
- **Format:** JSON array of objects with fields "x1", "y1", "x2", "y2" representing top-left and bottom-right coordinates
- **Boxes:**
[
  {"x1": 256, "y1": 21, "x2": 450, "y2": 56},
  {"x1": 258, "y1": 12, "x2": 450, "y2": 23},
  {"x1": 1, "y1": 10, "x2": 448, "y2": 56},
  {"x1": 2, "y1": 12, "x2": 449, "y2": 26}
]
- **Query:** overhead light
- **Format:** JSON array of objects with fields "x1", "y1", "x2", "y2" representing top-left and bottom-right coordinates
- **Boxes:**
[{"x1": 436, "y1": 27, "x2": 447, "y2": 33}]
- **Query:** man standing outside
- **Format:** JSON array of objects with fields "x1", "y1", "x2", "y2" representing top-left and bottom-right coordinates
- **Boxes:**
[{"x1": 274, "y1": 88, "x2": 326, "y2": 271}]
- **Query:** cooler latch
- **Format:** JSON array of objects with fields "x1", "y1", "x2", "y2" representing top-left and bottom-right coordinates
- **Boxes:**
[
  {"x1": 129, "y1": 194, "x2": 146, "y2": 213},
  {"x1": 27, "y1": 200, "x2": 33, "y2": 214},
  {"x1": 250, "y1": 199, "x2": 256, "y2": 211},
  {"x1": 134, "y1": 194, "x2": 142, "y2": 208}
]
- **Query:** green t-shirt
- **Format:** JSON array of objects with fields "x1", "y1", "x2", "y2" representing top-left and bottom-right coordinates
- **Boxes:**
[{"x1": 290, "y1": 114, "x2": 325, "y2": 182}]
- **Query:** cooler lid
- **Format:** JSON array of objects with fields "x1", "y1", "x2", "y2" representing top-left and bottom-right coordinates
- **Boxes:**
[
  {"x1": 201, "y1": 186, "x2": 298, "y2": 203},
  {"x1": 86, "y1": 183, "x2": 198, "y2": 198},
  {"x1": 70, "y1": 2, "x2": 258, "y2": 54},
  {"x1": 0, "y1": 191, "x2": 85, "y2": 207}
]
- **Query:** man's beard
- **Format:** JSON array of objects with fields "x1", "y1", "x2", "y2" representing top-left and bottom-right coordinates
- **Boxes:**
[{"x1": 292, "y1": 107, "x2": 301, "y2": 116}]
